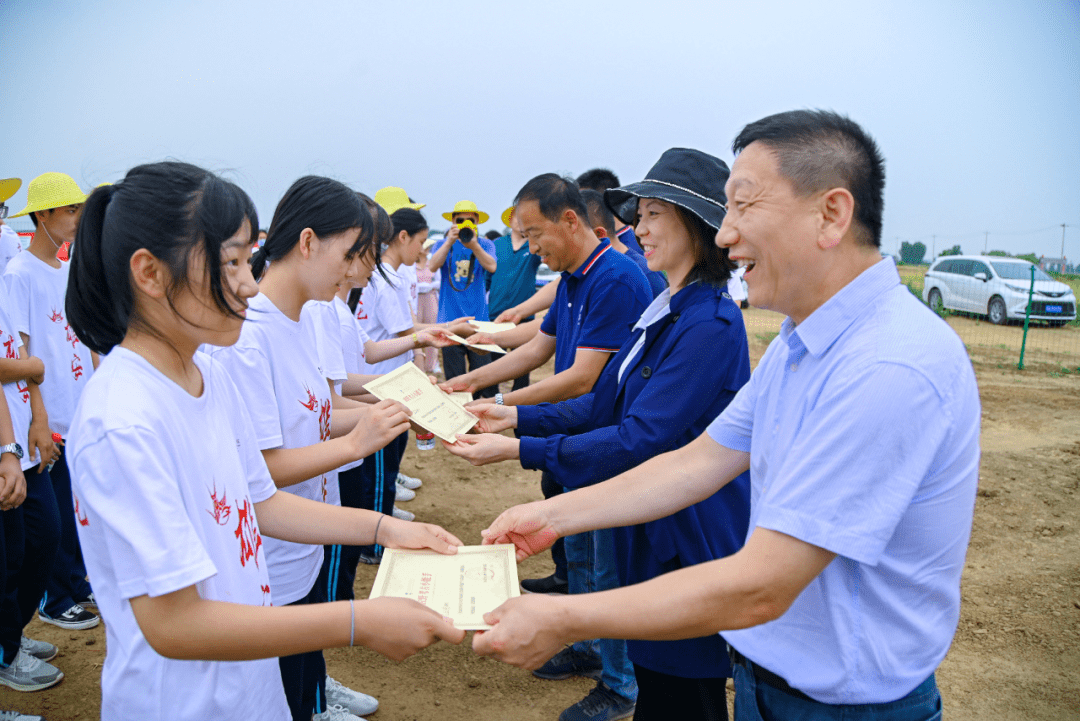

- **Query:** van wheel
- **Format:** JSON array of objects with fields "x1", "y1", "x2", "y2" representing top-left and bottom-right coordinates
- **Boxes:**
[
  {"x1": 928, "y1": 288, "x2": 943, "y2": 311},
  {"x1": 988, "y1": 296, "x2": 1008, "y2": 325}
]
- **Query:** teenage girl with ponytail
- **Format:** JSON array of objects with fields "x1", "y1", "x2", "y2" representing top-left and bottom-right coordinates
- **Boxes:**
[{"x1": 66, "y1": 162, "x2": 465, "y2": 721}]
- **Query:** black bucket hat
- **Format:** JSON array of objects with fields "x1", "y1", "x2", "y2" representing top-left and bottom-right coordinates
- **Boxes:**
[{"x1": 603, "y1": 148, "x2": 730, "y2": 231}]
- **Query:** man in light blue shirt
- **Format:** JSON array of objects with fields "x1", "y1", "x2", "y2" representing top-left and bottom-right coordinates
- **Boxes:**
[{"x1": 470, "y1": 110, "x2": 980, "y2": 721}]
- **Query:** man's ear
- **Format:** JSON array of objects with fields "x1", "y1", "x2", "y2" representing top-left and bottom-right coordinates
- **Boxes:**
[
  {"x1": 818, "y1": 187, "x2": 855, "y2": 250},
  {"x1": 564, "y1": 209, "x2": 581, "y2": 232},
  {"x1": 129, "y1": 248, "x2": 168, "y2": 299}
]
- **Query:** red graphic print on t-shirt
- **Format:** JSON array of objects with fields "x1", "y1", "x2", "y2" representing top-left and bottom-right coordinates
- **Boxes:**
[
  {"x1": 74, "y1": 494, "x2": 89, "y2": 526},
  {"x1": 2, "y1": 336, "x2": 29, "y2": 402},
  {"x1": 207, "y1": 481, "x2": 232, "y2": 525},
  {"x1": 234, "y1": 498, "x2": 263, "y2": 569},
  {"x1": 299, "y1": 384, "x2": 318, "y2": 412}
]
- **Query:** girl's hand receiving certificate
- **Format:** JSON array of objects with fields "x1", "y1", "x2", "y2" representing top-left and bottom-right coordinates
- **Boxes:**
[{"x1": 368, "y1": 545, "x2": 520, "y2": 630}]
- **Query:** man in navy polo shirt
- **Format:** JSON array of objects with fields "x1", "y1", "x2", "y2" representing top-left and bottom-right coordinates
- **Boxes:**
[
  {"x1": 428, "y1": 200, "x2": 498, "y2": 398},
  {"x1": 443, "y1": 174, "x2": 650, "y2": 594}
]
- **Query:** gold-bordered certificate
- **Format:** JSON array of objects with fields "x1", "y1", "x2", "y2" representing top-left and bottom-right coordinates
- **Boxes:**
[
  {"x1": 368, "y1": 545, "x2": 520, "y2": 630},
  {"x1": 362, "y1": 363, "x2": 478, "y2": 442}
]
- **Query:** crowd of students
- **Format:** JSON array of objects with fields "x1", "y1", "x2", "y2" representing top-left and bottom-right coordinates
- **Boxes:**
[{"x1": 0, "y1": 108, "x2": 979, "y2": 721}]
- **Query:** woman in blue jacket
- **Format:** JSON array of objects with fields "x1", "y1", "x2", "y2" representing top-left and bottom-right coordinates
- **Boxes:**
[{"x1": 446, "y1": 148, "x2": 751, "y2": 721}]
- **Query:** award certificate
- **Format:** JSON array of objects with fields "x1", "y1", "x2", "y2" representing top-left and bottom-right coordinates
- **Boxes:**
[
  {"x1": 362, "y1": 363, "x2": 478, "y2": 442},
  {"x1": 448, "y1": 391, "x2": 474, "y2": 407},
  {"x1": 468, "y1": 320, "x2": 516, "y2": 334},
  {"x1": 446, "y1": 332, "x2": 507, "y2": 355},
  {"x1": 369, "y1": 545, "x2": 520, "y2": 630}
]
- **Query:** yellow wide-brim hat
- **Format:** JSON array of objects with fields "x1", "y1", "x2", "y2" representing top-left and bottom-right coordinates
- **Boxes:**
[
  {"x1": 501, "y1": 206, "x2": 514, "y2": 227},
  {"x1": 442, "y1": 200, "x2": 489, "y2": 224},
  {"x1": 375, "y1": 186, "x2": 425, "y2": 215},
  {"x1": 0, "y1": 178, "x2": 22, "y2": 203},
  {"x1": 10, "y1": 172, "x2": 88, "y2": 218}
]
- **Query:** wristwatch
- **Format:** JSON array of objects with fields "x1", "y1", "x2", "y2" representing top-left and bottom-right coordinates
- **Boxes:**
[
  {"x1": 0, "y1": 443, "x2": 24, "y2": 460},
  {"x1": 495, "y1": 393, "x2": 504, "y2": 405}
]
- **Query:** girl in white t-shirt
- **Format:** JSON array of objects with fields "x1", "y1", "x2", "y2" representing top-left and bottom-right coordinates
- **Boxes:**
[
  {"x1": 64, "y1": 162, "x2": 465, "y2": 721},
  {"x1": 352, "y1": 207, "x2": 468, "y2": 557}
]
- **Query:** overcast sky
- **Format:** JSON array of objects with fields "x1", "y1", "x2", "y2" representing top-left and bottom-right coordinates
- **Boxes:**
[{"x1": 3, "y1": 0, "x2": 1078, "y2": 260}]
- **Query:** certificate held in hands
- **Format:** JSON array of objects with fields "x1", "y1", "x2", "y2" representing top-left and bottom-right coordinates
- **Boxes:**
[
  {"x1": 369, "y1": 545, "x2": 520, "y2": 630},
  {"x1": 362, "y1": 363, "x2": 478, "y2": 442}
]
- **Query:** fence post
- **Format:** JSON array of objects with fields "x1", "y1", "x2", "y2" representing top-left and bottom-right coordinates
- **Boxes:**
[{"x1": 1017, "y1": 264, "x2": 1035, "y2": 370}]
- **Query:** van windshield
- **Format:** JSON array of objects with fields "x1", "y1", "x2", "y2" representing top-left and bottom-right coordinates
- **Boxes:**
[{"x1": 990, "y1": 262, "x2": 1052, "y2": 282}]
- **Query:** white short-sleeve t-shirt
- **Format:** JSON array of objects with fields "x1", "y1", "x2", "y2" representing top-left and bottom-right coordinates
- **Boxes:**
[
  {"x1": 68, "y1": 347, "x2": 288, "y2": 721},
  {"x1": 356, "y1": 264, "x2": 413, "y2": 375},
  {"x1": 0, "y1": 284, "x2": 38, "y2": 471},
  {"x1": 304, "y1": 299, "x2": 361, "y2": 475},
  {"x1": 3, "y1": 253, "x2": 94, "y2": 436},
  {"x1": 400, "y1": 263, "x2": 419, "y2": 315},
  {"x1": 206, "y1": 292, "x2": 334, "y2": 605}
]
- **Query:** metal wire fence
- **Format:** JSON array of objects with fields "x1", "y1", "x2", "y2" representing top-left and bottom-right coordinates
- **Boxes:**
[{"x1": 899, "y1": 263, "x2": 1080, "y2": 375}]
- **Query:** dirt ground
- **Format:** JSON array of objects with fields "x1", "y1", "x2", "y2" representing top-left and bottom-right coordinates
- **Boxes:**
[{"x1": 2, "y1": 307, "x2": 1078, "y2": 720}]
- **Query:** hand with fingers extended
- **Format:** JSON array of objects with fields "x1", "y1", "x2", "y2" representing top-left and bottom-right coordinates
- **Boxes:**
[
  {"x1": 418, "y1": 327, "x2": 458, "y2": 348},
  {"x1": 481, "y1": 501, "x2": 561, "y2": 562},
  {"x1": 467, "y1": 403, "x2": 517, "y2": 434},
  {"x1": 348, "y1": 399, "x2": 412, "y2": 459},
  {"x1": 378, "y1": 515, "x2": 464, "y2": 553},
  {"x1": 356, "y1": 597, "x2": 467, "y2": 662},
  {"x1": 442, "y1": 434, "x2": 519, "y2": 466},
  {"x1": 438, "y1": 376, "x2": 476, "y2": 395},
  {"x1": 471, "y1": 594, "x2": 571, "y2": 670},
  {"x1": 445, "y1": 316, "x2": 476, "y2": 337},
  {"x1": 494, "y1": 308, "x2": 523, "y2": 325}
]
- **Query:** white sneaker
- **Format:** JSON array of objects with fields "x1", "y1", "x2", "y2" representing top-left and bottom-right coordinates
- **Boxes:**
[
  {"x1": 312, "y1": 703, "x2": 363, "y2": 721},
  {"x1": 397, "y1": 472, "x2": 422, "y2": 490},
  {"x1": 325, "y1": 676, "x2": 378, "y2": 716},
  {"x1": 394, "y1": 482, "x2": 416, "y2": 502},
  {"x1": 392, "y1": 505, "x2": 415, "y2": 522},
  {"x1": 0, "y1": 711, "x2": 44, "y2": 721}
]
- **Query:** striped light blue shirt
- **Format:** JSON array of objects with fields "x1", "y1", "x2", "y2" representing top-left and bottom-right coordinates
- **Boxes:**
[{"x1": 708, "y1": 257, "x2": 980, "y2": 704}]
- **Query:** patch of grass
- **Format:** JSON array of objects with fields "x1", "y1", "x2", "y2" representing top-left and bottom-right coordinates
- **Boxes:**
[{"x1": 755, "y1": 331, "x2": 779, "y2": 345}]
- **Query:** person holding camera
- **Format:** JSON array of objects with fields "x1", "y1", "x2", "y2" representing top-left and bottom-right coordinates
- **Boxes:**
[{"x1": 427, "y1": 201, "x2": 498, "y2": 398}]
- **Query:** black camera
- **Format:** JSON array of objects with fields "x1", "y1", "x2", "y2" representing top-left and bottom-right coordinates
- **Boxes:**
[{"x1": 456, "y1": 219, "x2": 477, "y2": 243}]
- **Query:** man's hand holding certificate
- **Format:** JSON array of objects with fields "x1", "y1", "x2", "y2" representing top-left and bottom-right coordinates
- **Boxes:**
[{"x1": 363, "y1": 363, "x2": 479, "y2": 442}]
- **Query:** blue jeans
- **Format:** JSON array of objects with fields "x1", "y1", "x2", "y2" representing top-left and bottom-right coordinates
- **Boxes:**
[
  {"x1": 733, "y1": 662, "x2": 941, "y2": 721},
  {"x1": 566, "y1": 528, "x2": 637, "y2": 702}
]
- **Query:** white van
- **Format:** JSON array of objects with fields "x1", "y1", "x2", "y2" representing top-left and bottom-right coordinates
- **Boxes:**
[{"x1": 921, "y1": 255, "x2": 1076, "y2": 326}]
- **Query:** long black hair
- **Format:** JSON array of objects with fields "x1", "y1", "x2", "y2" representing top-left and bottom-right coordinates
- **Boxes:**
[
  {"x1": 67, "y1": 161, "x2": 257, "y2": 354},
  {"x1": 252, "y1": 176, "x2": 369, "y2": 281}
]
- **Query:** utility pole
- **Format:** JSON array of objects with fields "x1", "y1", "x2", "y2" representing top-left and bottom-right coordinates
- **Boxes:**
[
  {"x1": 931, "y1": 235, "x2": 936, "y2": 261},
  {"x1": 984, "y1": 231, "x2": 989, "y2": 253},
  {"x1": 1062, "y1": 224, "x2": 1067, "y2": 260}
]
